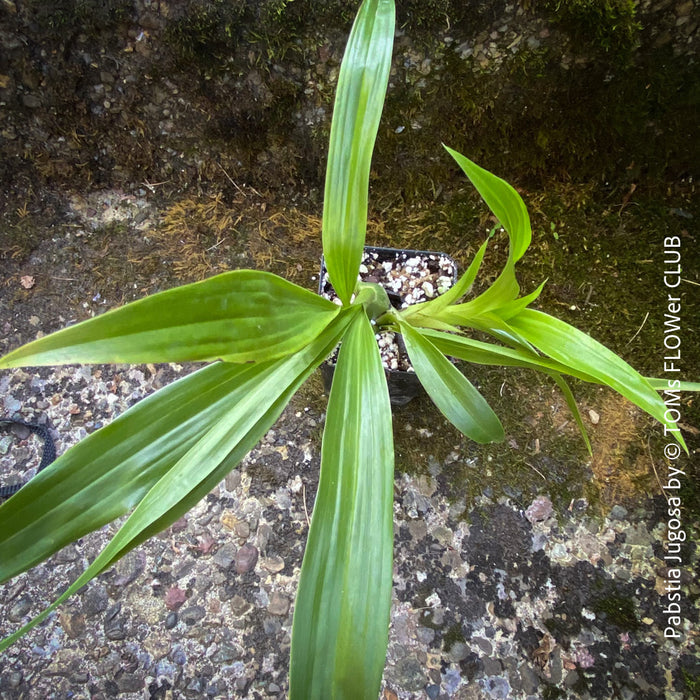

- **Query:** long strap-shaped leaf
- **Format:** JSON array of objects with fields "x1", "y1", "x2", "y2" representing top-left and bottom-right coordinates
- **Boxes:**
[
  {"x1": 646, "y1": 378, "x2": 700, "y2": 392},
  {"x1": 508, "y1": 308, "x2": 688, "y2": 451},
  {"x1": 0, "y1": 270, "x2": 339, "y2": 367},
  {"x1": 0, "y1": 312, "x2": 354, "y2": 651},
  {"x1": 425, "y1": 325, "x2": 696, "y2": 432},
  {"x1": 421, "y1": 328, "x2": 600, "y2": 383},
  {"x1": 400, "y1": 239, "x2": 489, "y2": 329},
  {"x1": 0, "y1": 361, "x2": 261, "y2": 581},
  {"x1": 290, "y1": 310, "x2": 394, "y2": 699},
  {"x1": 444, "y1": 146, "x2": 531, "y2": 262},
  {"x1": 399, "y1": 321, "x2": 504, "y2": 444},
  {"x1": 437, "y1": 147, "x2": 532, "y2": 319},
  {"x1": 420, "y1": 326, "x2": 592, "y2": 451},
  {"x1": 322, "y1": 0, "x2": 395, "y2": 304},
  {"x1": 550, "y1": 372, "x2": 592, "y2": 454}
]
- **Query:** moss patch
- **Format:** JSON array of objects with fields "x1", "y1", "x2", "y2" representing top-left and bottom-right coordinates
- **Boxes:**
[
  {"x1": 591, "y1": 592, "x2": 639, "y2": 631},
  {"x1": 540, "y1": 0, "x2": 641, "y2": 57},
  {"x1": 154, "y1": 193, "x2": 247, "y2": 281},
  {"x1": 248, "y1": 208, "x2": 323, "y2": 286},
  {"x1": 366, "y1": 175, "x2": 698, "y2": 518}
]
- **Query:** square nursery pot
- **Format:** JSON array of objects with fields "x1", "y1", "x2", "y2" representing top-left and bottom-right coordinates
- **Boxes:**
[{"x1": 319, "y1": 246, "x2": 458, "y2": 406}]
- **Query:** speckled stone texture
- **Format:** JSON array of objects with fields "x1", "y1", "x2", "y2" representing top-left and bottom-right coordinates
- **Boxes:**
[
  {"x1": 1, "y1": 357, "x2": 698, "y2": 698},
  {"x1": 1, "y1": 0, "x2": 698, "y2": 694}
]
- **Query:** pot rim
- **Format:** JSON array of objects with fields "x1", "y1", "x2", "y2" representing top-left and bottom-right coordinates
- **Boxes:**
[{"x1": 317, "y1": 245, "x2": 459, "y2": 406}]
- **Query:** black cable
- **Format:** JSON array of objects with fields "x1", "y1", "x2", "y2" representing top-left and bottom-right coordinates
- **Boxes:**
[{"x1": 0, "y1": 418, "x2": 56, "y2": 499}]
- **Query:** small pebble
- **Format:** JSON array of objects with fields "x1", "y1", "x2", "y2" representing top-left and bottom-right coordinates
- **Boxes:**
[
  {"x1": 610, "y1": 505, "x2": 628, "y2": 520},
  {"x1": 268, "y1": 592, "x2": 290, "y2": 617},
  {"x1": 8, "y1": 596, "x2": 32, "y2": 622},
  {"x1": 213, "y1": 542, "x2": 237, "y2": 569},
  {"x1": 425, "y1": 684, "x2": 440, "y2": 699},
  {"x1": 179, "y1": 605, "x2": 206, "y2": 626},
  {"x1": 234, "y1": 544, "x2": 259, "y2": 574},
  {"x1": 525, "y1": 495, "x2": 553, "y2": 523}
]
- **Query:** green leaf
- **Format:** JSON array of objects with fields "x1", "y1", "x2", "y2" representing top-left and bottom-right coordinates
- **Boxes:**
[
  {"x1": 646, "y1": 378, "x2": 700, "y2": 392},
  {"x1": 399, "y1": 321, "x2": 504, "y2": 444},
  {"x1": 508, "y1": 308, "x2": 688, "y2": 451},
  {"x1": 443, "y1": 239, "x2": 490, "y2": 304},
  {"x1": 0, "y1": 270, "x2": 339, "y2": 368},
  {"x1": 444, "y1": 146, "x2": 531, "y2": 262},
  {"x1": 290, "y1": 310, "x2": 394, "y2": 699},
  {"x1": 421, "y1": 327, "x2": 599, "y2": 383},
  {"x1": 437, "y1": 147, "x2": 532, "y2": 319},
  {"x1": 322, "y1": 0, "x2": 395, "y2": 304},
  {"x1": 494, "y1": 280, "x2": 547, "y2": 320},
  {"x1": 550, "y1": 373, "x2": 592, "y2": 454},
  {"x1": 400, "y1": 239, "x2": 489, "y2": 325},
  {"x1": 439, "y1": 263, "x2": 519, "y2": 322},
  {"x1": 434, "y1": 280, "x2": 547, "y2": 334},
  {"x1": 0, "y1": 311, "x2": 355, "y2": 650}
]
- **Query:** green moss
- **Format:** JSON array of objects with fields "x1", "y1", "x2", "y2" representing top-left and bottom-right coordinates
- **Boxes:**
[
  {"x1": 257, "y1": 0, "x2": 355, "y2": 30},
  {"x1": 164, "y1": 0, "x2": 248, "y2": 66},
  {"x1": 541, "y1": 0, "x2": 641, "y2": 57},
  {"x1": 0, "y1": 212, "x2": 43, "y2": 262},
  {"x1": 676, "y1": 458, "x2": 700, "y2": 536},
  {"x1": 542, "y1": 686, "x2": 566, "y2": 700},
  {"x1": 164, "y1": 0, "x2": 354, "y2": 70},
  {"x1": 392, "y1": 400, "x2": 457, "y2": 477},
  {"x1": 374, "y1": 29, "x2": 698, "y2": 199},
  {"x1": 517, "y1": 188, "x2": 700, "y2": 377},
  {"x1": 290, "y1": 370, "x2": 330, "y2": 419},
  {"x1": 681, "y1": 668, "x2": 700, "y2": 699},
  {"x1": 442, "y1": 623, "x2": 466, "y2": 652},
  {"x1": 591, "y1": 593, "x2": 639, "y2": 630},
  {"x1": 25, "y1": 0, "x2": 134, "y2": 37}
]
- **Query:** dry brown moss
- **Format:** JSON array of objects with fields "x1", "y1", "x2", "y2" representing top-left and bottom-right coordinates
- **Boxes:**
[
  {"x1": 248, "y1": 208, "x2": 323, "y2": 285},
  {"x1": 154, "y1": 193, "x2": 244, "y2": 280},
  {"x1": 587, "y1": 391, "x2": 658, "y2": 507}
]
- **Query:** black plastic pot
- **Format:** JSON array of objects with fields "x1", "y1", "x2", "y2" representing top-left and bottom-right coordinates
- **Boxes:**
[{"x1": 319, "y1": 246, "x2": 458, "y2": 406}]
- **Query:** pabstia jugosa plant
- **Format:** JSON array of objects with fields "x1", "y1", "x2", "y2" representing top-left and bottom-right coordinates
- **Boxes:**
[{"x1": 1, "y1": 0, "x2": 697, "y2": 697}]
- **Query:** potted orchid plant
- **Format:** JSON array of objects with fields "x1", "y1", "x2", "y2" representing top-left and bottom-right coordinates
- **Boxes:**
[{"x1": 0, "y1": 0, "x2": 695, "y2": 697}]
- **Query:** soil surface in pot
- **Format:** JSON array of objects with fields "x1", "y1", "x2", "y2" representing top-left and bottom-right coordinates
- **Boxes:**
[{"x1": 320, "y1": 247, "x2": 456, "y2": 371}]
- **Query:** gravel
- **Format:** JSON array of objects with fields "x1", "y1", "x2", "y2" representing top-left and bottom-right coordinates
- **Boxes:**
[
  {"x1": 3, "y1": 347, "x2": 697, "y2": 698},
  {"x1": 0, "y1": 0, "x2": 698, "y2": 695}
]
